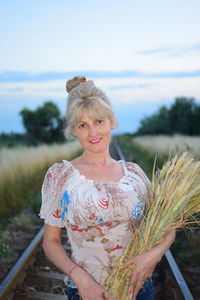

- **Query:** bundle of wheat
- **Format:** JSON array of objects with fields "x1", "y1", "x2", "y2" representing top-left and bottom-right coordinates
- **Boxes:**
[{"x1": 103, "y1": 152, "x2": 200, "y2": 300}]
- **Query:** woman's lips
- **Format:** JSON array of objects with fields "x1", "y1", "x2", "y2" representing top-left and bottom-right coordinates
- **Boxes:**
[{"x1": 89, "y1": 138, "x2": 102, "y2": 144}]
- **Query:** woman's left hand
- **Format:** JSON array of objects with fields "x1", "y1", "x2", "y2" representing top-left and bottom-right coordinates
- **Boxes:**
[
  {"x1": 123, "y1": 248, "x2": 160, "y2": 300},
  {"x1": 123, "y1": 230, "x2": 176, "y2": 300}
]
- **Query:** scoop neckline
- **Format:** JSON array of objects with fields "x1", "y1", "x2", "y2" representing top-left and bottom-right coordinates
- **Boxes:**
[{"x1": 62, "y1": 159, "x2": 128, "y2": 184}]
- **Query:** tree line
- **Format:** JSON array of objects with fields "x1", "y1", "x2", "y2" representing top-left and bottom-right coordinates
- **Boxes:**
[
  {"x1": 1, "y1": 96, "x2": 200, "y2": 147},
  {"x1": 136, "y1": 97, "x2": 200, "y2": 135}
]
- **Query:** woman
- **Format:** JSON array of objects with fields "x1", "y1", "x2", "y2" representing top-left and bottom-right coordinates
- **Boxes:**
[{"x1": 39, "y1": 76, "x2": 175, "y2": 300}]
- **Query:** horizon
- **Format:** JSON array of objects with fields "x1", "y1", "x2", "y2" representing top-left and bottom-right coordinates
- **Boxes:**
[{"x1": 1, "y1": 0, "x2": 200, "y2": 134}]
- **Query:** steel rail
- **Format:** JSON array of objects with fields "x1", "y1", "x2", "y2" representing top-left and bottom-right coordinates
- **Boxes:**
[
  {"x1": 113, "y1": 140, "x2": 194, "y2": 300},
  {"x1": 165, "y1": 250, "x2": 194, "y2": 300},
  {"x1": 0, "y1": 226, "x2": 44, "y2": 300}
]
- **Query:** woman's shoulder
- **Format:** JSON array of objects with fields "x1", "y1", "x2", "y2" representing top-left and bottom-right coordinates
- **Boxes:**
[
  {"x1": 45, "y1": 161, "x2": 65, "y2": 175},
  {"x1": 124, "y1": 161, "x2": 149, "y2": 180},
  {"x1": 124, "y1": 161, "x2": 140, "y2": 172},
  {"x1": 44, "y1": 160, "x2": 74, "y2": 181}
]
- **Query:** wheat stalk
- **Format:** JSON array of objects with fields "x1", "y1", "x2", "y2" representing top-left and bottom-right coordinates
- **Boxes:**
[{"x1": 103, "y1": 152, "x2": 200, "y2": 300}]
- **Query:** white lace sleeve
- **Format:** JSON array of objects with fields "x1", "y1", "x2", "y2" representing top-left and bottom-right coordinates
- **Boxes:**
[
  {"x1": 126, "y1": 162, "x2": 152, "y2": 201},
  {"x1": 39, "y1": 163, "x2": 66, "y2": 227}
]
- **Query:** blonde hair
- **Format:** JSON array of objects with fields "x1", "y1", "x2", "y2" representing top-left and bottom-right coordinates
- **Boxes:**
[{"x1": 64, "y1": 76, "x2": 117, "y2": 138}]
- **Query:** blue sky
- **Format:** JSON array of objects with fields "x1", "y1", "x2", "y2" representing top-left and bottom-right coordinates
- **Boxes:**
[{"x1": 1, "y1": 0, "x2": 200, "y2": 134}]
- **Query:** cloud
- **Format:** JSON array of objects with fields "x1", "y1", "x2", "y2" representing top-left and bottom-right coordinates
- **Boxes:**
[
  {"x1": 137, "y1": 47, "x2": 172, "y2": 55},
  {"x1": 183, "y1": 44, "x2": 200, "y2": 53},
  {"x1": 137, "y1": 43, "x2": 200, "y2": 57},
  {"x1": 1, "y1": 69, "x2": 200, "y2": 84},
  {"x1": 0, "y1": 70, "x2": 140, "y2": 83},
  {"x1": 6, "y1": 87, "x2": 24, "y2": 93},
  {"x1": 110, "y1": 84, "x2": 150, "y2": 89},
  {"x1": 107, "y1": 77, "x2": 200, "y2": 105},
  {"x1": 1, "y1": 74, "x2": 200, "y2": 110},
  {"x1": 1, "y1": 76, "x2": 200, "y2": 134}
]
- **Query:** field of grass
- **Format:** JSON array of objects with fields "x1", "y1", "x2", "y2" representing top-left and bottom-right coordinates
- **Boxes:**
[
  {"x1": 115, "y1": 134, "x2": 200, "y2": 177},
  {"x1": 133, "y1": 134, "x2": 200, "y2": 157},
  {"x1": 0, "y1": 141, "x2": 82, "y2": 217}
]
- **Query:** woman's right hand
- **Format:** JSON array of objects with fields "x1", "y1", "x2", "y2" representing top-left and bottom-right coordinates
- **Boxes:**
[{"x1": 72, "y1": 267, "x2": 115, "y2": 300}]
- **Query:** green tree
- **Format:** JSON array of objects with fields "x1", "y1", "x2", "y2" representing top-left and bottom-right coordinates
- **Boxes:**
[
  {"x1": 193, "y1": 106, "x2": 200, "y2": 135},
  {"x1": 20, "y1": 101, "x2": 65, "y2": 144},
  {"x1": 168, "y1": 97, "x2": 197, "y2": 135},
  {"x1": 137, "y1": 97, "x2": 200, "y2": 136},
  {"x1": 137, "y1": 105, "x2": 170, "y2": 135}
]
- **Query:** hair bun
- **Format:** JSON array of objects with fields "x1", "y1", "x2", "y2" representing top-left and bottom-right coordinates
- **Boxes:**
[{"x1": 66, "y1": 76, "x2": 87, "y2": 93}]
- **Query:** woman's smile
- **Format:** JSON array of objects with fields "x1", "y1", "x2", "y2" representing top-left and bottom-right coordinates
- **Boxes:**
[{"x1": 89, "y1": 138, "x2": 102, "y2": 144}]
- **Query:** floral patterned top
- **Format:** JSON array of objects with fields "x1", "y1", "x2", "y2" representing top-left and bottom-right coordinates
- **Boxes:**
[{"x1": 39, "y1": 160, "x2": 151, "y2": 286}]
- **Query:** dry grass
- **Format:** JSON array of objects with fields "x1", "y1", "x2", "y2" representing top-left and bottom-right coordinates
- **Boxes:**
[
  {"x1": 0, "y1": 141, "x2": 82, "y2": 216},
  {"x1": 133, "y1": 135, "x2": 200, "y2": 156},
  {"x1": 0, "y1": 141, "x2": 81, "y2": 180},
  {"x1": 103, "y1": 152, "x2": 200, "y2": 300}
]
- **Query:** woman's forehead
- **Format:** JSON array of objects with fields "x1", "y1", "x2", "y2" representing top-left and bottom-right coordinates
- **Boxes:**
[
  {"x1": 77, "y1": 110, "x2": 105, "y2": 122},
  {"x1": 77, "y1": 114, "x2": 105, "y2": 123}
]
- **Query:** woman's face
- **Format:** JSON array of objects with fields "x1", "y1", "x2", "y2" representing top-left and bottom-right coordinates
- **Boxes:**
[{"x1": 73, "y1": 113, "x2": 112, "y2": 154}]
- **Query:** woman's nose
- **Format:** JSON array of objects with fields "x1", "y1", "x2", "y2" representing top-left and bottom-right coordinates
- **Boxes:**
[{"x1": 89, "y1": 126, "x2": 97, "y2": 136}]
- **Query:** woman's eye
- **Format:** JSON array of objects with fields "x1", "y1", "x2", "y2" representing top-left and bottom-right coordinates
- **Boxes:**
[
  {"x1": 96, "y1": 119, "x2": 104, "y2": 124},
  {"x1": 78, "y1": 123, "x2": 86, "y2": 129}
]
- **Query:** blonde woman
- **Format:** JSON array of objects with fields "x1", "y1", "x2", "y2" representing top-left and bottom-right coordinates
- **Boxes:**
[{"x1": 39, "y1": 77, "x2": 175, "y2": 300}]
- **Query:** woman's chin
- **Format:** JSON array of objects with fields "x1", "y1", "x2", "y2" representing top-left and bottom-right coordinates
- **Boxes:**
[{"x1": 87, "y1": 143, "x2": 109, "y2": 153}]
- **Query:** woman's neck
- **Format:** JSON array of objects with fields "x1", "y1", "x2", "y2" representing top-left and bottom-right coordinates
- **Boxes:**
[{"x1": 80, "y1": 150, "x2": 113, "y2": 166}]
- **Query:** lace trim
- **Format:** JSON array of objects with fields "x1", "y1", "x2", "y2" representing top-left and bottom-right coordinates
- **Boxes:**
[{"x1": 62, "y1": 159, "x2": 127, "y2": 185}]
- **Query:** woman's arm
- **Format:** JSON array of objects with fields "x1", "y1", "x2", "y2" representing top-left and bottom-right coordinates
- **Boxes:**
[
  {"x1": 43, "y1": 224, "x2": 115, "y2": 300},
  {"x1": 43, "y1": 224, "x2": 77, "y2": 275},
  {"x1": 124, "y1": 230, "x2": 176, "y2": 300}
]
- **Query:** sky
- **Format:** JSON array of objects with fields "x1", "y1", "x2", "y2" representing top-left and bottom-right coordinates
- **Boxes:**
[{"x1": 1, "y1": 0, "x2": 200, "y2": 134}]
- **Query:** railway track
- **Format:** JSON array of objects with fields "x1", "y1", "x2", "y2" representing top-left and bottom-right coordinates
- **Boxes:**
[{"x1": 0, "y1": 142, "x2": 196, "y2": 300}]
